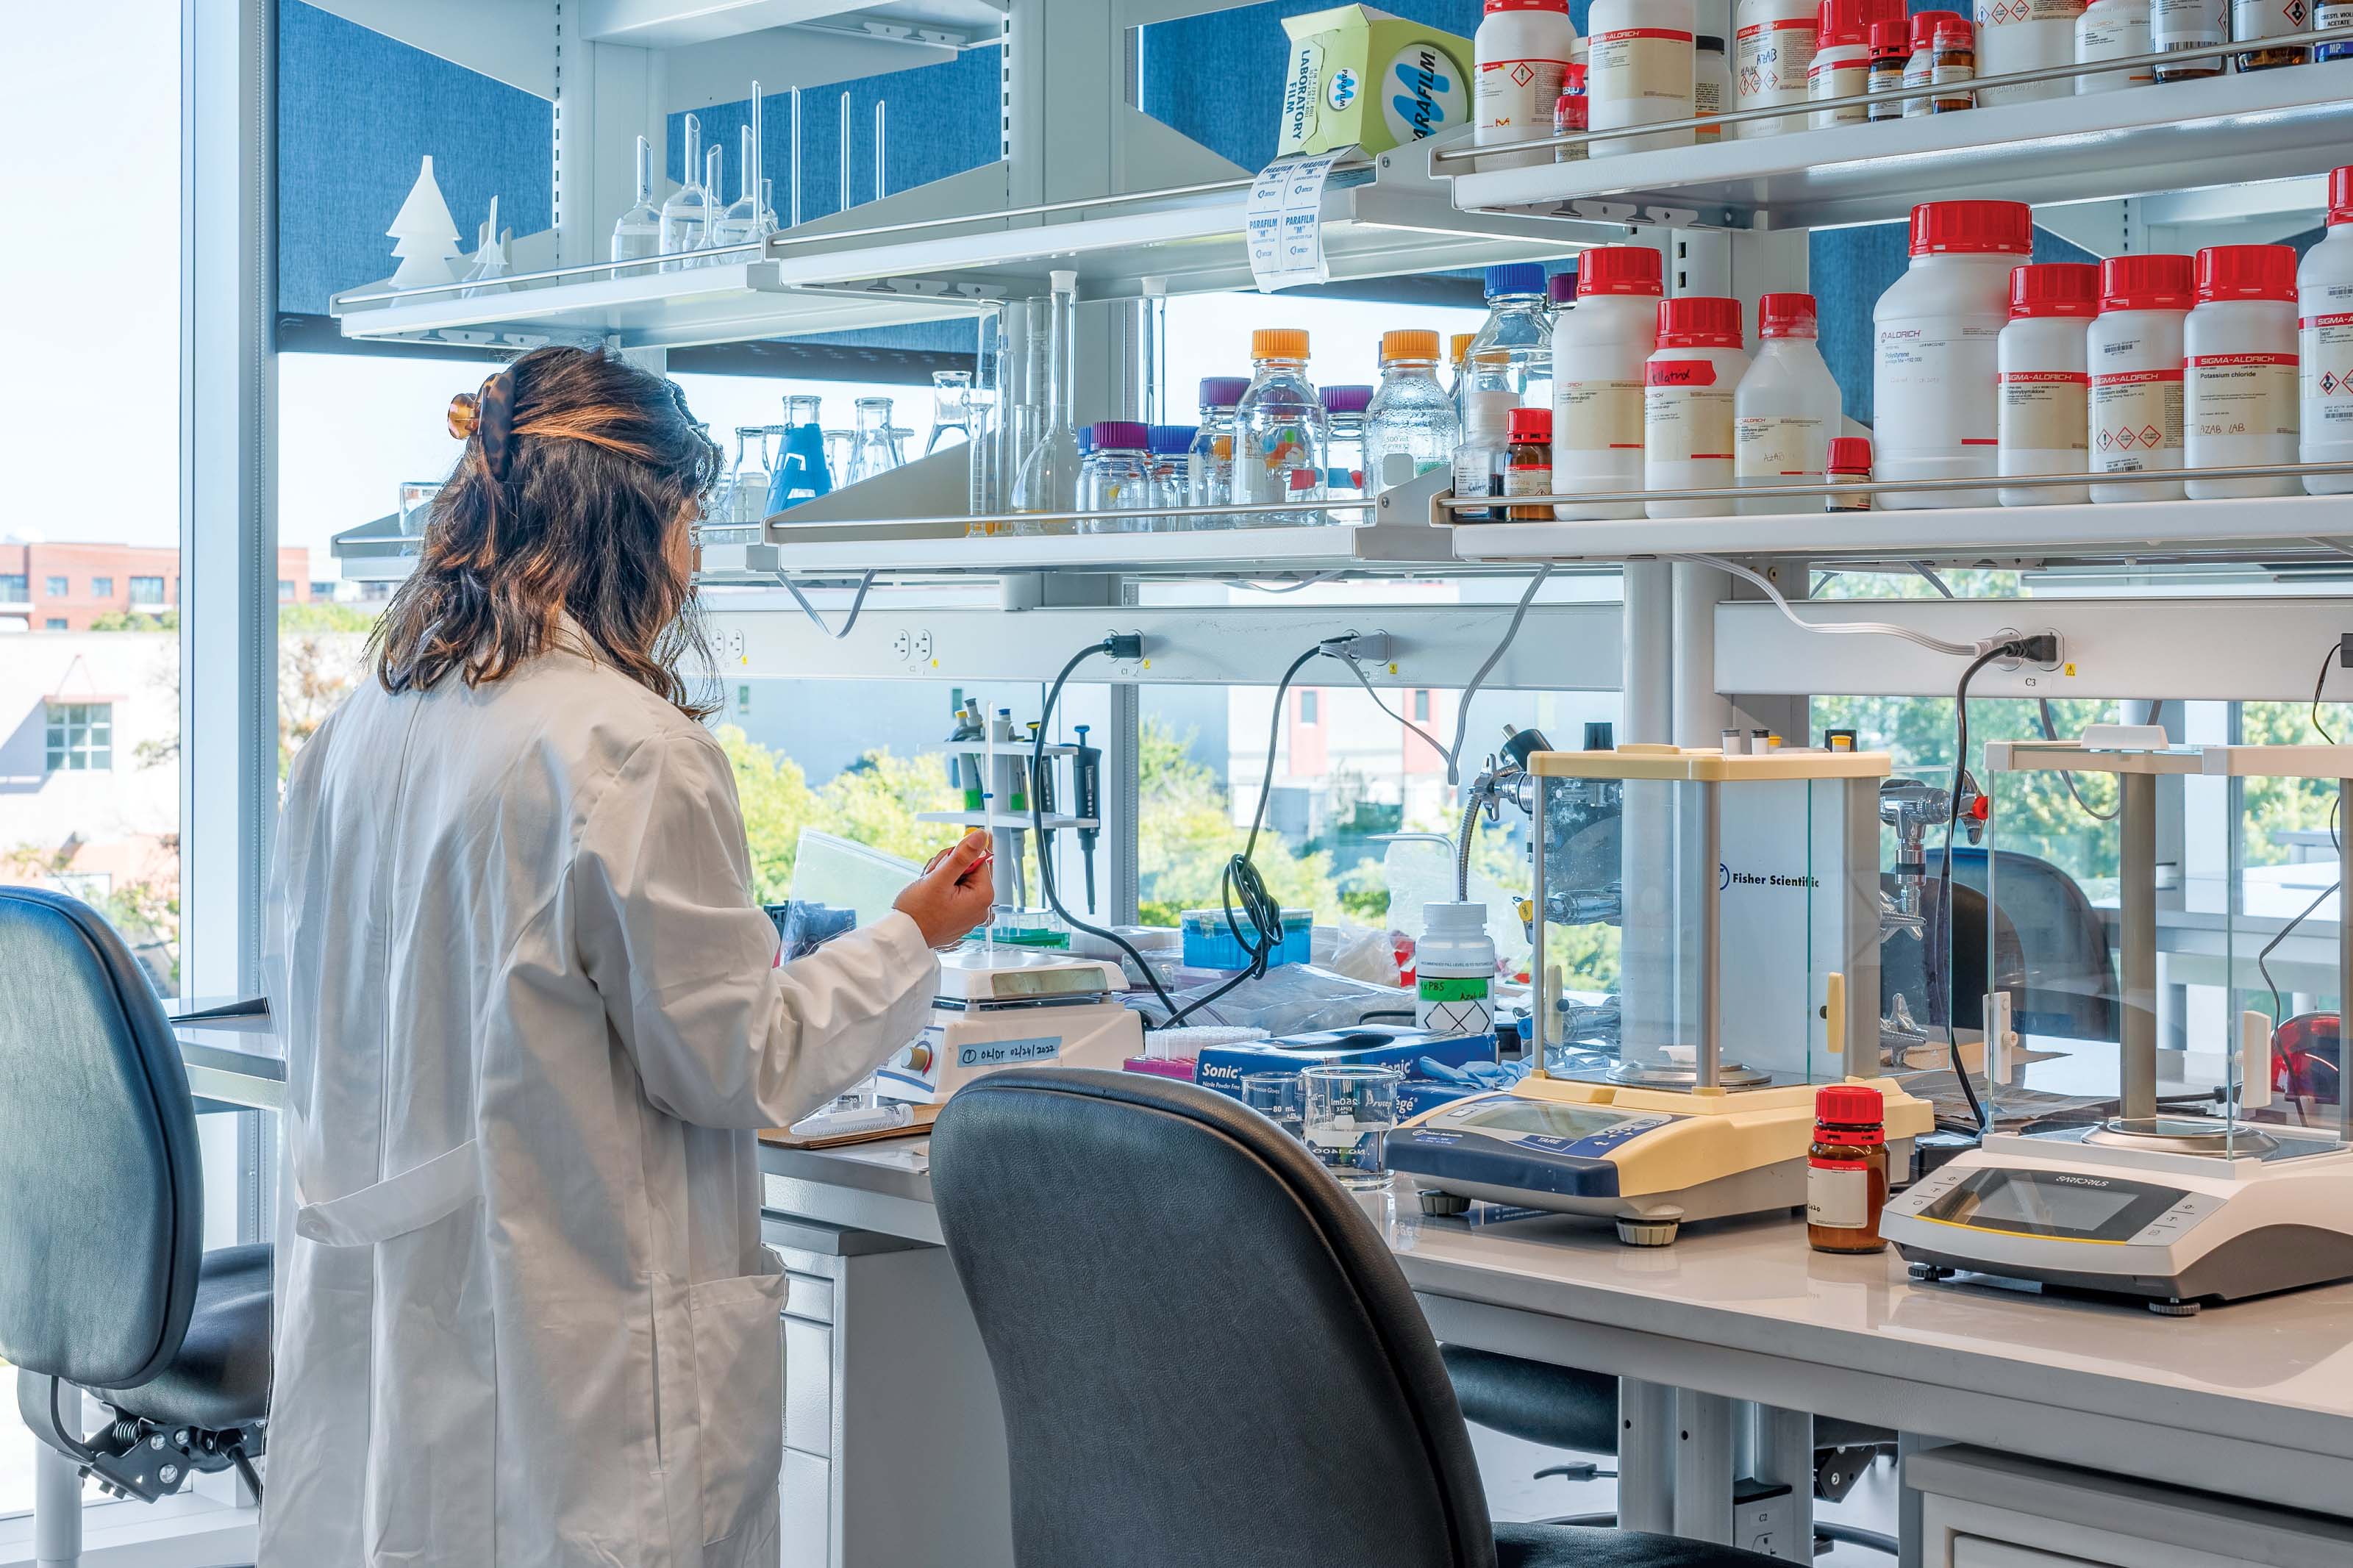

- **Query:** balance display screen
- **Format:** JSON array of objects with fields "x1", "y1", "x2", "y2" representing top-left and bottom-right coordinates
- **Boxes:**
[
  {"x1": 1449, "y1": 1100, "x2": 1642, "y2": 1142},
  {"x1": 1921, "y1": 1168, "x2": 2182, "y2": 1242}
]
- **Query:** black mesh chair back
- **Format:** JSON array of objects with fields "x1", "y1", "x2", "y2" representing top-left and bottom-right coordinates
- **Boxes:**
[
  {"x1": 0, "y1": 887, "x2": 203, "y2": 1392},
  {"x1": 932, "y1": 1067, "x2": 1496, "y2": 1568}
]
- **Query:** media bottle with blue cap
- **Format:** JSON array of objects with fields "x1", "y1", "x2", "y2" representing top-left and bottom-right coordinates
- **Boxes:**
[{"x1": 1466, "y1": 263, "x2": 1557, "y2": 412}]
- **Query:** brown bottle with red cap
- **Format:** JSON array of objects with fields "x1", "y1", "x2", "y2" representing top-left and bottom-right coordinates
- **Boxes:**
[{"x1": 1807, "y1": 1084, "x2": 1890, "y2": 1254}]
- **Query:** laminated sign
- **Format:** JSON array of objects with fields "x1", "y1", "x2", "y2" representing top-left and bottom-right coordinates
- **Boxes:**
[{"x1": 1247, "y1": 148, "x2": 1350, "y2": 293}]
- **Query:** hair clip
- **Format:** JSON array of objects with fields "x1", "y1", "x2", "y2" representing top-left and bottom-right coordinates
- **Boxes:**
[
  {"x1": 446, "y1": 390, "x2": 481, "y2": 440},
  {"x1": 448, "y1": 372, "x2": 519, "y2": 480}
]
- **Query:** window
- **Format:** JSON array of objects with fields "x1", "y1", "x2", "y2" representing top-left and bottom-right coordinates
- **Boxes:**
[
  {"x1": 45, "y1": 703, "x2": 114, "y2": 772},
  {"x1": 1413, "y1": 690, "x2": 1432, "y2": 723},
  {"x1": 45, "y1": 576, "x2": 69, "y2": 598},
  {"x1": 277, "y1": 579, "x2": 296, "y2": 602},
  {"x1": 310, "y1": 580, "x2": 337, "y2": 599},
  {"x1": 45, "y1": 618, "x2": 67, "y2": 631},
  {"x1": 129, "y1": 576, "x2": 165, "y2": 606},
  {"x1": 90, "y1": 574, "x2": 114, "y2": 598},
  {"x1": 1299, "y1": 690, "x2": 1320, "y2": 725},
  {"x1": 738, "y1": 684, "x2": 753, "y2": 714},
  {"x1": 0, "y1": 574, "x2": 25, "y2": 604}
]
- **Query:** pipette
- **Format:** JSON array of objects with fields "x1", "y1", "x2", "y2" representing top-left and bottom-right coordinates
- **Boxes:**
[{"x1": 1072, "y1": 723, "x2": 1102, "y2": 915}]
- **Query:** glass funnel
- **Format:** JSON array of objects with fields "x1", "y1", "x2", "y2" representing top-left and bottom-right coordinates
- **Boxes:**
[
  {"x1": 1010, "y1": 270, "x2": 1082, "y2": 526},
  {"x1": 610, "y1": 135, "x2": 660, "y2": 272},
  {"x1": 658, "y1": 115, "x2": 708, "y2": 271}
]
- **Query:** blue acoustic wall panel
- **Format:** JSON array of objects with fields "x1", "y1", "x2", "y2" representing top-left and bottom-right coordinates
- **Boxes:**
[{"x1": 278, "y1": 1, "x2": 554, "y2": 317}]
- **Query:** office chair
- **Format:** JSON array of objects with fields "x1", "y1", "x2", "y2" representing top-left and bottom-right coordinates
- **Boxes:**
[
  {"x1": 1950, "y1": 845, "x2": 2120, "y2": 1041},
  {"x1": 931, "y1": 1066, "x2": 1777, "y2": 1567},
  {"x1": 0, "y1": 888, "x2": 270, "y2": 1567}
]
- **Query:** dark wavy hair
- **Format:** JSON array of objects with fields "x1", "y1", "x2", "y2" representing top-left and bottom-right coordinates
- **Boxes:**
[{"x1": 372, "y1": 346, "x2": 724, "y2": 716}]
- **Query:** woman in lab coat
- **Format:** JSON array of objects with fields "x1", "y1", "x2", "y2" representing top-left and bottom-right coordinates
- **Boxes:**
[{"x1": 260, "y1": 346, "x2": 992, "y2": 1568}]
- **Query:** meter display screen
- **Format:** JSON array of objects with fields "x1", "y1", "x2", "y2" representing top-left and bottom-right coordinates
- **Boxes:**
[{"x1": 1920, "y1": 1168, "x2": 2182, "y2": 1242}]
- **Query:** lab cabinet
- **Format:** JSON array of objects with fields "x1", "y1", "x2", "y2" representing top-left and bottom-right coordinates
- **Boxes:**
[
  {"x1": 1908, "y1": 1447, "x2": 2353, "y2": 1568},
  {"x1": 760, "y1": 1214, "x2": 1015, "y2": 1568}
]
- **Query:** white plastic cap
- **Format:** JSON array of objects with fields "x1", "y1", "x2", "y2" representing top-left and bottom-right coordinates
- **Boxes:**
[
  {"x1": 1051, "y1": 268, "x2": 1079, "y2": 292},
  {"x1": 1423, "y1": 901, "x2": 1488, "y2": 934}
]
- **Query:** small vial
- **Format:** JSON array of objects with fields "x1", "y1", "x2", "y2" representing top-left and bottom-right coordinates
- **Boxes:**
[
  {"x1": 1929, "y1": 20, "x2": 1976, "y2": 113},
  {"x1": 1865, "y1": 21, "x2": 1910, "y2": 122},
  {"x1": 1721, "y1": 728, "x2": 1745, "y2": 753},
  {"x1": 1553, "y1": 62, "x2": 1589, "y2": 163},
  {"x1": 1824, "y1": 728, "x2": 1859, "y2": 751},
  {"x1": 1748, "y1": 728, "x2": 1771, "y2": 754},
  {"x1": 1504, "y1": 407, "x2": 1556, "y2": 521},
  {"x1": 1825, "y1": 436, "x2": 1874, "y2": 512},
  {"x1": 1808, "y1": 1086, "x2": 1891, "y2": 1255}
]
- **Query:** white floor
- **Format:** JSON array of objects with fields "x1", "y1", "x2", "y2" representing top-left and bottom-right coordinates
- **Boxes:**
[{"x1": 1470, "y1": 1422, "x2": 1902, "y2": 1565}]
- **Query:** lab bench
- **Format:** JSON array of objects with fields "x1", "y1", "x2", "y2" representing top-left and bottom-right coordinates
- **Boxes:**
[{"x1": 175, "y1": 1028, "x2": 2353, "y2": 1567}]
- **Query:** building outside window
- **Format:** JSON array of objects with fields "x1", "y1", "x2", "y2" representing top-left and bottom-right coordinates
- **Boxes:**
[
  {"x1": 90, "y1": 575, "x2": 114, "y2": 598},
  {"x1": 0, "y1": 574, "x2": 26, "y2": 604},
  {"x1": 278, "y1": 579, "x2": 296, "y2": 601},
  {"x1": 129, "y1": 576, "x2": 165, "y2": 606},
  {"x1": 45, "y1": 619, "x2": 67, "y2": 631},
  {"x1": 45, "y1": 576, "x2": 68, "y2": 598},
  {"x1": 1413, "y1": 690, "x2": 1431, "y2": 723},
  {"x1": 1299, "y1": 690, "x2": 1319, "y2": 725},
  {"x1": 44, "y1": 703, "x2": 114, "y2": 773}
]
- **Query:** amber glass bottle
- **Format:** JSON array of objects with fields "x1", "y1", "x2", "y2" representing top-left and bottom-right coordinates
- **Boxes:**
[
  {"x1": 1504, "y1": 406, "x2": 1555, "y2": 521},
  {"x1": 1807, "y1": 1085, "x2": 1890, "y2": 1254}
]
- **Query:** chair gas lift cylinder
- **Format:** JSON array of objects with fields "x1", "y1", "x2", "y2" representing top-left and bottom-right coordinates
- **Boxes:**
[
  {"x1": 1392, "y1": 745, "x2": 1936, "y2": 1244},
  {"x1": 1887, "y1": 733, "x2": 2353, "y2": 1313}
]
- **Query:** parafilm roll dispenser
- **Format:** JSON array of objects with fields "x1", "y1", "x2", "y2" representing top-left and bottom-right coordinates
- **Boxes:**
[{"x1": 1390, "y1": 745, "x2": 1935, "y2": 1245}]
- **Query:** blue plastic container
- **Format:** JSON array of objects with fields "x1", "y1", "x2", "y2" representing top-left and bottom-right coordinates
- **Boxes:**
[{"x1": 1180, "y1": 906, "x2": 1313, "y2": 970}]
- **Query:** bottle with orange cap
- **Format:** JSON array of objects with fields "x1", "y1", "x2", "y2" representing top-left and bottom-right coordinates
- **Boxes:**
[
  {"x1": 1233, "y1": 327, "x2": 1330, "y2": 528},
  {"x1": 1364, "y1": 330, "x2": 1463, "y2": 495}
]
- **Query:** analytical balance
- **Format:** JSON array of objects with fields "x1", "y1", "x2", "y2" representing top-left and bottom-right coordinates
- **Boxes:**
[
  {"x1": 871, "y1": 945, "x2": 1143, "y2": 1103},
  {"x1": 1391, "y1": 745, "x2": 1935, "y2": 1244},
  {"x1": 1885, "y1": 737, "x2": 2353, "y2": 1313}
]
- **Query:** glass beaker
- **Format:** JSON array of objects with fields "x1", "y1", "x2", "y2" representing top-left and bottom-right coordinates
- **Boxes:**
[
  {"x1": 1240, "y1": 1073, "x2": 1306, "y2": 1140},
  {"x1": 1011, "y1": 270, "x2": 1082, "y2": 528},
  {"x1": 848, "y1": 398, "x2": 900, "y2": 484},
  {"x1": 658, "y1": 115, "x2": 708, "y2": 271},
  {"x1": 611, "y1": 135, "x2": 661, "y2": 273},
  {"x1": 1300, "y1": 1065, "x2": 1403, "y2": 1189},
  {"x1": 825, "y1": 430, "x2": 856, "y2": 484}
]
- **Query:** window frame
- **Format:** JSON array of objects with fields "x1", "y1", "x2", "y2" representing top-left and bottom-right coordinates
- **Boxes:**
[
  {"x1": 44, "y1": 701, "x2": 115, "y2": 773},
  {"x1": 129, "y1": 575, "x2": 168, "y2": 606},
  {"x1": 45, "y1": 576, "x2": 70, "y2": 598}
]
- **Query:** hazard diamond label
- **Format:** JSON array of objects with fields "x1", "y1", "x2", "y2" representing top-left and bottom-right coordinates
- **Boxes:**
[
  {"x1": 2140, "y1": 424, "x2": 2163, "y2": 447},
  {"x1": 2099, "y1": 430, "x2": 2115, "y2": 450},
  {"x1": 2288, "y1": 0, "x2": 2310, "y2": 25},
  {"x1": 1511, "y1": 62, "x2": 1535, "y2": 86},
  {"x1": 2325, "y1": 371, "x2": 2343, "y2": 395},
  {"x1": 2115, "y1": 427, "x2": 2140, "y2": 450}
]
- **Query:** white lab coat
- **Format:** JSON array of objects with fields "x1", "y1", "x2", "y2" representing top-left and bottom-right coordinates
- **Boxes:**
[{"x1": 260, "y1": 634, "x2": 938, "y2": 1568}]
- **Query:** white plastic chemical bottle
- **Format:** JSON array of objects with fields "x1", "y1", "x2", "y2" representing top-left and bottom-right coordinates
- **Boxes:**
[
  {"x1": 1976, "y1": 0, "x2": 2085, "y2": 107},
  {"x1": 1735, "y1": 293, "x2": 1844, "y2": 515},
  {"x1": 1808, "y1": 0, "x2": 1877, "y2": 128},
  {"x1": 2088, "y1": 253, "x2": 2194, "y2": 504},
  {"x1": 1416, "y1": 903, "x2": 1497, "y2": 1039},
  {"x1": 1554, "y1": 245, "x2": 1665, "y2": 520},
  {"x1": 2149, "y1": 0, "x2": 2227, "y2": 81},
  {"x1": 1588, "y1": 0, "x2": 1698, "y2": 156},
  {"x1": 1476, "y1": 0, "x2": 1580, "y2": 172},
  {"x1": 1696, "y1": 32, "x2": 1734, "y2": 140},
  {"x1": 2076, "y1": 0, "x2": 2155, "y2": 92},
  {"x1": 2301, "y1": 167, "x2": 2353, "y2": 497},
  {"x1": 2185, "y1": 244, "x2": 2302, "y2": 501},
  {"x1": 1998, "y1": 263, "x2": 2099, "y2": 507},
  {"x1": 1646, "y1": 297, "x2": 1751, "y2": 519},
  {"x1": 1873, "y1": 200, "x2": 2033, "y2": 509},
  {"x1": 1735, "y1": 0, "x2": 1821, "y2": 137}
]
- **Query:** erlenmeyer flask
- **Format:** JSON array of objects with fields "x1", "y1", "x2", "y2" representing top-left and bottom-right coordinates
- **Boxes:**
[
  {"x1": 727, "y1": 427, "x2": 774, "y2": 528},
  {"x1": 849, "y1": 398, "x2": 899, "y2": 483},
  {"x1": 713, "y1": 125, "x2": 763, "y2": 256},
  {"x1": 658, "y1": 116, "x2": 708, "y2": 271},
  {"x1": 768, "y1": 396, "x2": 832, "y2": 513},
  {"x1": 611, "y1": 136, "x2": 660, "y2": 272},
  {"x1": 825, "y1": 430, "x2": 857, "y2": 483},
  {"x1": 927, "y1": 371, "x2": 974, "y2": 454},
  {"x1": 1011, "y1": 270, "x2": 1082, "y2": 529}
]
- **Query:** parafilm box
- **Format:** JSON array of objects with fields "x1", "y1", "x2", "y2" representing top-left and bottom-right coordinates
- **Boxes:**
[{"x1": 1277, "y1": 5, "x2": 1473, "y2": 159}]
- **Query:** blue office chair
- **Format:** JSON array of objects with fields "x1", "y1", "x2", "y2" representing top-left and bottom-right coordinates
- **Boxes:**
[
  {"x1": 1949, "y1": 846, "x2": 2120, "y2": 1041},
  {"x1": 0, "y1": 888, "x2": 269, "y2": 1566},
  {"x1": 932, "y1": 1067, "x2": 1777, "y2": 1567}
]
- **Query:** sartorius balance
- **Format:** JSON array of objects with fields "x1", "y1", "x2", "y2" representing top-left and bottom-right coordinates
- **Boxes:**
[
  {"x1": 1885, "y1": 736, "x2": 2353, "y2": 1313},
  {"x1": 1390, "y1": 745, "x2": 1935, "y2": 1244}
]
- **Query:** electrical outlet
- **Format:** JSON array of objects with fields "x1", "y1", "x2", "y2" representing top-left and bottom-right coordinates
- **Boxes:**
[
  {"x1": 724, "y1": 629, "x2": 747, "y2": 665},
  {"x1": 913, "y1": 629, "x2": 935, "y2": 662},
  {"x1": 892, "y1": 630, "x2": 913, "y2": 661}
]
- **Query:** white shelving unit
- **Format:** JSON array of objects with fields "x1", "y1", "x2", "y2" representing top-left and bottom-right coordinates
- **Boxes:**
[
  {"x1": 704, "y1": 517, "x2": 1466, "y2": 584},
  {"x1": 1448, "y1": 493, "x2": 2353, "y2": 568},
  {"x1": 332, "y1": 155, "x2": 1611, "y2": 351},
  {"x1": 1446, "y1": 62, "x2": 2353, "y2": 230}
]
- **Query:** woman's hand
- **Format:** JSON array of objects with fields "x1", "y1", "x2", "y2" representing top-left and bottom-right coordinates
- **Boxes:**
[{"x1": 893, "y1": 831, "x2": 996, "y2": 950}]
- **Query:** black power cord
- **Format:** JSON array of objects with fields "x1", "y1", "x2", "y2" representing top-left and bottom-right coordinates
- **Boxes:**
[
  {"x1": 1940, "y1": 636, "x2": 2055, "y2": 1137},
  {"x1": 1029, "y1": 634, "x2": 1332, "y2": 1031}
]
